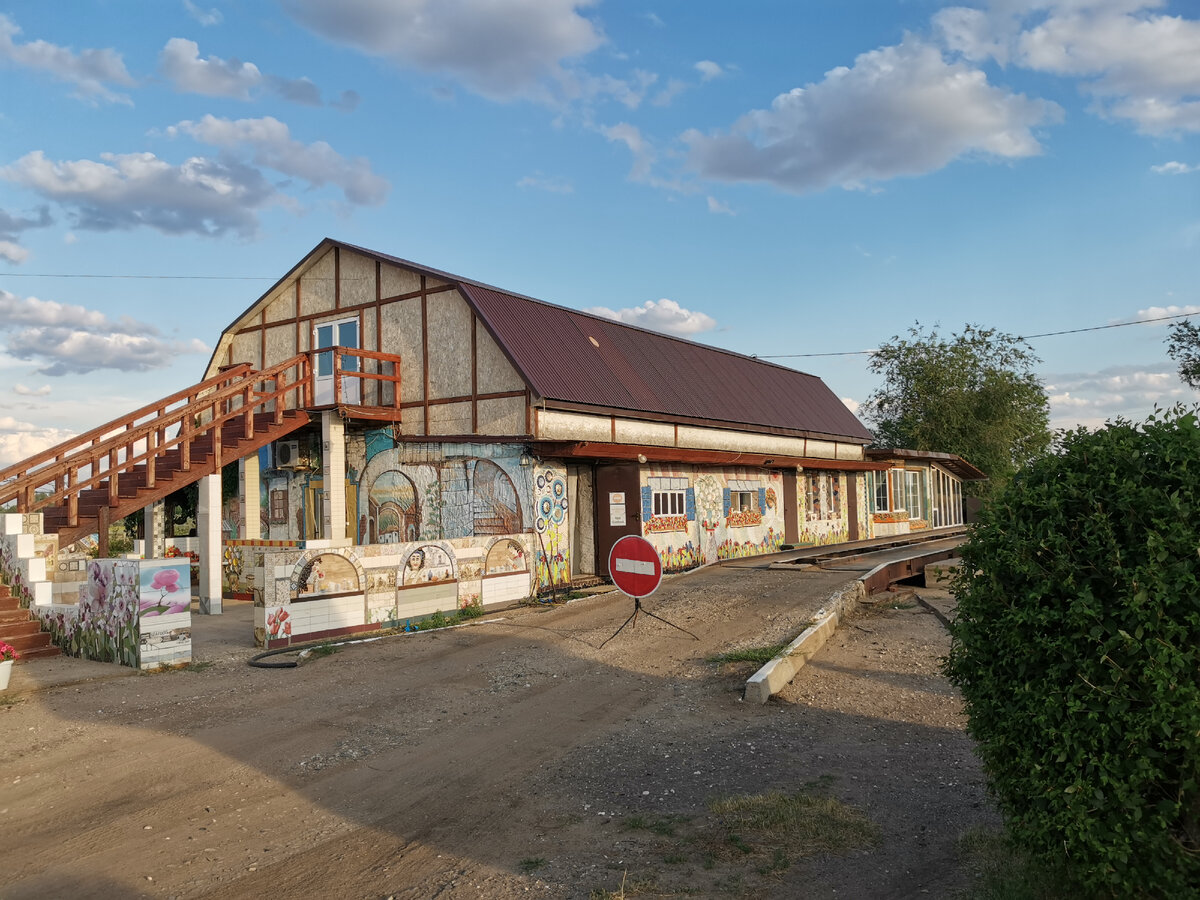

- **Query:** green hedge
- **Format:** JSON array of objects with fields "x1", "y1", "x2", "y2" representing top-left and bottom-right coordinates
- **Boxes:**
[{"x1": 946, "y1": 409, "x2": 1200, "y2": 896}]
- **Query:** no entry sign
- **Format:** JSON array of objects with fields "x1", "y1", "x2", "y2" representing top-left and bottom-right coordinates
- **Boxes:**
[{"x1": 608, "y1": 535, "x2": 663, "y2": 599}]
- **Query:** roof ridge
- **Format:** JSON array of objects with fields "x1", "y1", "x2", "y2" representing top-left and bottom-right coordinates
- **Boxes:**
[{"x1": 335, "y1": 239, "x2": 819, "y2": 380}]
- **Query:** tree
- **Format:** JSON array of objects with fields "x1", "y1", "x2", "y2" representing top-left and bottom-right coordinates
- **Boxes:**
[
  {"x1": 862, "y1": 323, "x2": 1051, "y2": 498},
  {"x1": 1166, "y1": 318, "x2": 1200, "y2": 388},
  {"x1": 946, "y1": 408, "x2": 1200, "y2": 895}
]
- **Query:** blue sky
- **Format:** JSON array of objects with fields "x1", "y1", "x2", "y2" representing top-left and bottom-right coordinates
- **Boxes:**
[{"x1": 0, "y1": 0, "x2": 1197, "y2": 466}]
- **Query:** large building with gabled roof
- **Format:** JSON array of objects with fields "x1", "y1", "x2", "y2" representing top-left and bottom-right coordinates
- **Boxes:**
[
  {"x1": 196, "y1": 237, "x2": 975, "y2": 645},
  {"x1": 2, "y1": 238, "x2": 980, "y2": 655}
]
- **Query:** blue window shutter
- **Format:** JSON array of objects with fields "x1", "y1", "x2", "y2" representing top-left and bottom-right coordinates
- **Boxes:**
[
  {"x1": 641, "y1": 486, "x2": 653, "y2": 521},
  {"x1": 685, "y1": 488, "x2": 696, "y2": 521},
  {"x1": 722, "y1": 488, "x2": 731, "y2": 516},
  {"x1": 758, "y1": 488, "x2": 767, "y2": 513}
]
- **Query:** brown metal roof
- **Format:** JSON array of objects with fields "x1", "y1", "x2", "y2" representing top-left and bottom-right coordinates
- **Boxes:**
[
  {"x1": 866, "y1": 449, "x2": 988, "y2": 480},
  {"x1": 460, "y1": 283, "x2": 873, "y2": 443},
  {"x1": 213, "y1": 238, "x2": 874, "y2": 444}
]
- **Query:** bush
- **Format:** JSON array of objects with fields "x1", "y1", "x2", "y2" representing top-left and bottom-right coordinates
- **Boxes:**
[{"x1": 946, "y1": 408, "x2": 1200, "y2": 896}]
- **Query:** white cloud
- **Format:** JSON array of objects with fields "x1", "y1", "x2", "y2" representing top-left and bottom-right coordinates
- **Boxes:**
[
  {"x1": 695, "y1": 60, "x2": 724, "y2": 81},
  {"x1": 650, "y1": 77, "x2": 687, "y2": 106},
  {"x1": 282, "y1": 0, "x2": 604, "y2": 101},
  {"x1": 0, "y1": 423, "x2": 76, "y2": 468},
  {"x1": 586, "y1": 298, "x2": 717, "y2": 336},
  {"x1": 0, "y1": 241, "x2": 28, "y2": 264},
  {"x1": 168, "y1": 115, "x2": 390, "y2": 205},
  {"x1": 0, "y1": 13, "x2": 135, "y2": 104},
  {"x1": 642, "y1": 12, "x2": 665, "y2": 28},
  {"x1": 183, "y1": 1, "x2": 223, "y2": 27},
  {"x1": 159, "y1": 37, "x2": 261, "y2": 99},
  {"x1": 13, "y1": 383, "x2": 51, "y2": 397},
  {"x1": 1135, "y1": 303, "x2": 1200, "y2": 321},
  {"x1": 937, "y1": 2, "x2": 1200, "y2": 135},
  {"x1": 0, "y1": 288, "x2": 209, "y2": 376},
  {"x1": 683, "y1": 39, "x2": 1061, "y2": 194},
  {"x1": 1152, "y1": 160, "x2": 1198, "y2": 174},
  {"x1": 1, "y1": 149, "x2": 275, "y2": 237},
  {"x1": 706, "y1": 195, "x2": 734, "y2": 215},
  {"x1": 841, "y1": 397, "x2": 861, "y2": 415},
  {"x1": 1045, "y1": 362, "x2": 1193, "y2": 428},
  {"x1": 517, "y1": 173, "x2": 574, "y2": 193},
  {"x1": 0, "y1": 205, "x2": 52, "y2": 265}
]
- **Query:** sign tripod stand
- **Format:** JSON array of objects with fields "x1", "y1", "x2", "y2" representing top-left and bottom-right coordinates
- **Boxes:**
[{"x1": 600, "y1": 535, "x2": 699, "y2": 649}]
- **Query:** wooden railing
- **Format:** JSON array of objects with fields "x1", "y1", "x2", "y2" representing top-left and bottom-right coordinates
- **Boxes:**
[
  {"x1": 0, "y1": 354, "x2": 317, "y2": 520},
  {"x1": 0, "y1": 347, "x2": 402, "y2": 526},
  {"x1": 315, "y1": 345, "x2": 403, "y2": 413}
]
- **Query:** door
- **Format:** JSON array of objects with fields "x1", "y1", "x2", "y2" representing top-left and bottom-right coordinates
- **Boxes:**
[
  {"x1": 594, "y1": 463, "x2": 642, "y2": 578},
  {"x1": 782, "y1": 471, "x2": 799, "y2": 544},
  {"x1": 567, "y1": 464, "x2": 597, "y2": 577},
  {"x1": 313, "y1": 317, "x2": 360, "y2": 406},
  {"x1": 845, "y1": 474, "x2": 860, "y2": 542}
]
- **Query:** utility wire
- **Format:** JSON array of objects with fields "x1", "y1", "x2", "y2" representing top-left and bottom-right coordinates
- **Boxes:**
[{"x1": 756, "y1": 311, "x2": 1199, "y2": 359}]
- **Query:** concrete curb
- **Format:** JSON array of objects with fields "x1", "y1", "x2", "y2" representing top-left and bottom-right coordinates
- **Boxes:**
[{"x1": 744, "y1": 579, "x2": 866, "y2": 704}]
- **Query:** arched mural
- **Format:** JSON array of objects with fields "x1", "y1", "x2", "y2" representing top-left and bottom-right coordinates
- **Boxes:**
[
  {"x1": 472, "y1": 459, "x2": 522, "y2": 534},
  {"x1": 369, "y1": 469, "x2": 420, "y2": 543},
  {"x1": 396, "y1": 542, "x2": 459, "y2": 618},
  {"x1": 482, "y1": 537, "x2": 531, "y2": 605}
]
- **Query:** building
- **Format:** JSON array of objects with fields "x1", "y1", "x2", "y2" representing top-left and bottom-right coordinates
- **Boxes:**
[{"x1": 0, "y1": 239, "x2": 983, "y2": 656}]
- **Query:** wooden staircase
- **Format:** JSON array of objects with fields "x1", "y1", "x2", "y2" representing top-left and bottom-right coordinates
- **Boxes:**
[
  {"x1": 0, "y1": 355, "x2": 317, "y2": 549},
  {"x1": 0, "y1": 583, "x2": 58, "y2": 661}
]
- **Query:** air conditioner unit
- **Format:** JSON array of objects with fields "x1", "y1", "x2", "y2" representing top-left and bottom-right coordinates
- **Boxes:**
[{"x1": 275, "y1": 440, "x2": 301, "y2": 468}]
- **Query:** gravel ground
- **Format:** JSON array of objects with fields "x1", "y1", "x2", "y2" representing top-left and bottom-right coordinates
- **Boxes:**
[{"x1": 1, "y1": 564, "x2": 1000, "y2": 899}]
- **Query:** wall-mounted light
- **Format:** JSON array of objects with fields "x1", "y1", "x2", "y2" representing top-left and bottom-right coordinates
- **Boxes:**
[
  {"x1": 636, "y1": 453, "x2": 648, "y2": 464},
  {"x1": 763, "y1": 458, "x2": 775, "y2": 466},
  {"x1": 519, "y1": 452, "x2": 532, "y2": 467}
]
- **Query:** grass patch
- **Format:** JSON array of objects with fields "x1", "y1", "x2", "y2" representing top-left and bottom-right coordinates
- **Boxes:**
[
  {"x1": 517, "y1": 857, "x2": 546, "y2": 874},
  {"x1": 309, "y1": 641, "x2": 339, "y2": 658},
  {"x1": 707, "y1": 788, "x2": 877, "y2": 861},
  {"x1": 623, "y1": 814, "x2": 689, "y2": 837},
  {"x1": 957, "y1": 828, "x2": 1075, "y2": 900},
  {"x1": 0, "y1": 693, "x2": 25, "y2": 707},
  {"x1": 707, "y1": 643, "x2": 787, "y2": 666}
]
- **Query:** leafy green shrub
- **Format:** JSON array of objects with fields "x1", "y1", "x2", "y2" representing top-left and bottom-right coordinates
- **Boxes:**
[{"x1": 946, "y1": 409, "x2": 1200, "y2": 896}]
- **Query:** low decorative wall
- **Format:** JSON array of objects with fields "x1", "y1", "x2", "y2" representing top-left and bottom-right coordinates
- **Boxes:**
[{"x1": 35, "y1": 558, "x2": 192, "y2": 670}]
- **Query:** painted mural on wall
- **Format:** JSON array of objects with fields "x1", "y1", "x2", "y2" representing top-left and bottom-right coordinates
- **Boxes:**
[
  {"x1": 640, "y1": 467, "x2": 785, "y2": 570},
  {"x1": 533, "y1": 466, "x2": 570, "y2": 590},
  {"x1": 34, "y1": 559, "x2": 192, "y2": 669},
  {"x1": 797, "y1": 471, "x2": 850, "y2": 547}
]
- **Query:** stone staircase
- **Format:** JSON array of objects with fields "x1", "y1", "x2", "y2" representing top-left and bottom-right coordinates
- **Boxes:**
[{"x1": 0, "y1": 583, "x2": 58, "y2": 662}]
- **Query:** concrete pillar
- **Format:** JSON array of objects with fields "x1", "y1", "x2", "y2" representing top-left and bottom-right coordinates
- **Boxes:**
[
  {"x1": 321, "y1": 410, "x2": 347, "y2": 544},
  {"x1": 241, "y1": 452, "x2": 261, "y2": 540},
  {"x1": 197, "y1": 473, "x2": 223, "y2": 614},
  {"x1": 144, "y1": 499, "x2": 166, "y2": 558}
]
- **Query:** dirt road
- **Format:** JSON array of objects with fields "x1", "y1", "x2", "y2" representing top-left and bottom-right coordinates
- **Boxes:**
[{"x1": 2, "y1": 564, "x2": 998, "y2": 899}]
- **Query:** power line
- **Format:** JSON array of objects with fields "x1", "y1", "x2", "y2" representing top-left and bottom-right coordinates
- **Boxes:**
[
  {"x1": 1, "y1": 272, "x2": 273, "y2": 280},
  {"x1": 756, "y1": 311, "x2": 1199, "y2": 359}
]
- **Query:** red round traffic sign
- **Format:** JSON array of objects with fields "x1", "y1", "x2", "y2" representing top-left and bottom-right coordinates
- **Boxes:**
[{"x1": 608, "y1": 535, "x2": 663, "y2": 599}]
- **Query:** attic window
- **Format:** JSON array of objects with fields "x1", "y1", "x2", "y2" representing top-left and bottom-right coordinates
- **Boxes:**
[{"x1": 588, "y1": 336, "x2": 600, "y2": 348}]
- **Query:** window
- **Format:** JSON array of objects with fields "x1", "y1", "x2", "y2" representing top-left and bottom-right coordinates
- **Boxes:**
[
  {"x1": 730, "y1": 491, "x2": 755, "y2": 512},
  {"x1": 905, "y1": 470, "x2": 924, "y2": 520},
  {"x1": 654, "y1": 488, "x2": 686, "y2": 516},
  {"x1": 805, "y1": 473, "x2": 842, "y2": 521},
  {"x1": 870, "y1": 470, "x2": 890, "y2": 512},
  {"x1": 270, "y1": 489, "x2": 288, "y2": 524},
  {"x1": 649, "y1": 476, "x2": 689, "y2": 517}
]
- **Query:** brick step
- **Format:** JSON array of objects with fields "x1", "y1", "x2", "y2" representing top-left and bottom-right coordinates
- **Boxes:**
[
  {"x1": 4, "y1": 630, "x2": 55, "y2": 653},
  {"x1": 0, "y1": 620, "x2": 40, "y2": 639},
  {"x1": 15, "y1": 643, "x2": 61, "y2": 663}
]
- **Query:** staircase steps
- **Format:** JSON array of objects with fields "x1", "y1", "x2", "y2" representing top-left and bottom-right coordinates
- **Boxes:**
[
  {"x1": 37, "y1": 408, "x2": 308, "y2": 547},
  {"x1": 0, "y1": 585, "x2": 59, "y2": 662}
]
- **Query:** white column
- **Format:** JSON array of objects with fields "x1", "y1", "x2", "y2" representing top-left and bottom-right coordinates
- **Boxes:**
[
  {"x1": 144, "y1": 499, "x2": 166, "y2": 558},
  {"x1": 241, "y1": 452, "x2": 261, "y2": 540},
  {"x1": 197, "y1": 473, "x2": 223, "y2": 614},
  {"x1": 321, "y1": 410, "x2": 347, "y2": 545}
]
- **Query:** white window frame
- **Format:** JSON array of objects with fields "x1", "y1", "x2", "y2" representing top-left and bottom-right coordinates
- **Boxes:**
[
  {"x1": 649, "y1": 476, "x2": 689, "y2": 518},
  {"x1": 904, "y1": 470, "x2": 924, "y2": 520},
  {"x1": 870, "y1": 470, "x2": 890, "y2": 512}
]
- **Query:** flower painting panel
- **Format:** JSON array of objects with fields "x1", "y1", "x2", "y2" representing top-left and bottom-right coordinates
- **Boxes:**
[{"x1": 140, "y1": 560, "x2": 193, "y2": 618}]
